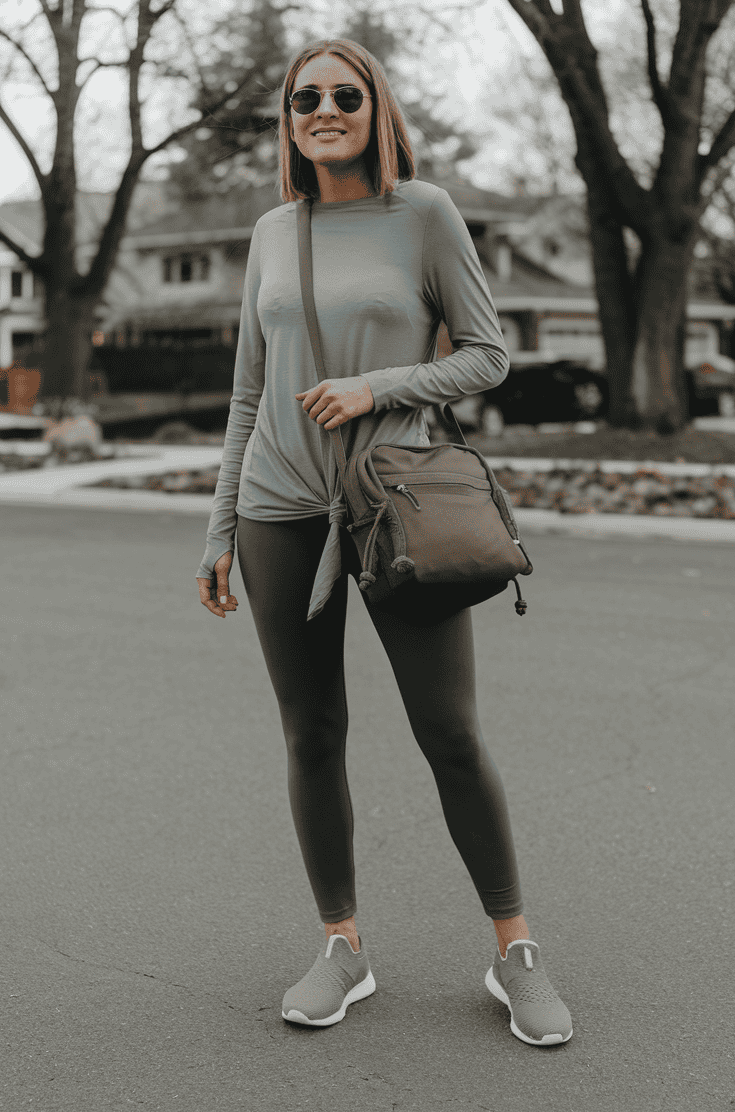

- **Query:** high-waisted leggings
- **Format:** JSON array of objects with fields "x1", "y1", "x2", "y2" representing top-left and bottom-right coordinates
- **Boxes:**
[{"x1": 236, "y1": 512, "x2": 523, "y2": 923}]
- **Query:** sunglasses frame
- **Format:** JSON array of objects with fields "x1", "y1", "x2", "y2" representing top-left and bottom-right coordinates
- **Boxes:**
[{"x1": 289, "y1": 86, "x2": 373, "y2": 115}]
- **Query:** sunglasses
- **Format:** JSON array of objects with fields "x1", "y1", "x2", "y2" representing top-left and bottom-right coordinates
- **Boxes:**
[{"x1": 289, "y1": 86, "x2": 372, "y2": 115}]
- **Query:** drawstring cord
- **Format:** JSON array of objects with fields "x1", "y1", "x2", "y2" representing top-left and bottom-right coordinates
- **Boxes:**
[
  {"x1": 358, "y1": 501, "x2": 416, "y2": 591},
  {"x1": 360, "y1": 508, "x2": 528, "y2": 616},
  {"x1": 358, "y1": 501, "x2": 389, "y2": 591}
]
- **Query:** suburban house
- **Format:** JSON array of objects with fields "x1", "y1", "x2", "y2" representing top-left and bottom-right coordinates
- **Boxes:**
[{"x1": 1, "y1": 170, "x2": 734, "y2": 409}]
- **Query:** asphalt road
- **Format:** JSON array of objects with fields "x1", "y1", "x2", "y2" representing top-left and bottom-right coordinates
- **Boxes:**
[{"x1": 2, "y1": 505, "x2": 733, "y2": 1112}]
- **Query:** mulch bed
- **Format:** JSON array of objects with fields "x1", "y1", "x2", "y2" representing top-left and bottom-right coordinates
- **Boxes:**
[
  {"x1": 6, "y1": 425, "x2": 735, "y2": 519},
  {"x1": 0, "y1": 445, "x2": 117, "y2": 471},
  {"x1": 496, "y1": 466, "x2": 735, "y2": 519},
  {"x1": 88, "y1": 461, "x2": 735, "y2": 519},
  {"x1": 91, "y1": 468, "x2": 221, "y2": 494}
]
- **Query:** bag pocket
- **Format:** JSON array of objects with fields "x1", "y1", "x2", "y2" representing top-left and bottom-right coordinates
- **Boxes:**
[{"x1": 382, "y1": 475, "x2": 526, "y2": 584}]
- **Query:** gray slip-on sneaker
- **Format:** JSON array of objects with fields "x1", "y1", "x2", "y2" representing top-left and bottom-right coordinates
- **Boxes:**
[
  {"x1": 485, "y1": 938, "x2": 573, "y2": 1046},
  {"x1": 282, "y1": 934, "x2": 376, "y2": 1027}
]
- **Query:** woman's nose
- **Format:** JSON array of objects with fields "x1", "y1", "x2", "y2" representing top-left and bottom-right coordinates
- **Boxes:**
[{"x1": 318, "y1": 90, "x2": 339, "y2": 112}]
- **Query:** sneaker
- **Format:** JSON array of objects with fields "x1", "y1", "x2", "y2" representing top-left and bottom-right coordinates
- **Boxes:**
[
  {"x1": 282, "y1": 934, "x2": 376, "y2": 1027},
  {"x1": 485, "y1": 939, "x2": 573, "y2": 1046}
]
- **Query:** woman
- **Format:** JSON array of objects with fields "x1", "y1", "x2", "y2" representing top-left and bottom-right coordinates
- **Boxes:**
[{"x1": 196, "y1": 38, "x2": 572, "y2": 1047}]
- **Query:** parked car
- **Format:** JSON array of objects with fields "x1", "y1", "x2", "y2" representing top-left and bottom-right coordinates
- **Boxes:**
[
  {"x1": 436, "y1": 359, "x2": 610, "y2": 431},
  {"x1": 441, "y1": 353, "x2": 735, "y2": 430}
]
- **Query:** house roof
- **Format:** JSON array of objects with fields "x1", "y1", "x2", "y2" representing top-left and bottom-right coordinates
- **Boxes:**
[
  {"x1": 122, "y1": 172, "x2": 533, "y2": 246},
  {"x1": 4, "y1": 177, "x2": 733, "y2": 320},
  {"x1": 0, "y1": 181, "x2": 179, "y2": 255},
  {"x1": 122, "y1": 182, "x2": 283, "y2": 245},
  {"x1": 482, "y1": 248, "x2": 595, "y2": 303}
]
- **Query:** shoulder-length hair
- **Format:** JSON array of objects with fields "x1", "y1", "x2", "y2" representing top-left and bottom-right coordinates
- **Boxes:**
[{"x1": 278, "y1": 39, "x2": 416, "y2": 203}]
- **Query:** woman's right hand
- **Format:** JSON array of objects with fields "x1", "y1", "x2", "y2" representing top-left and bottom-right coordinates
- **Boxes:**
[{"x1": 197, "y1": 551, "x2": 239, "y2": 619}]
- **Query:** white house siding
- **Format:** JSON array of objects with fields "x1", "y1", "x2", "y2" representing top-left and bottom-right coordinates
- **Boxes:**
[{"x1": 537, "y1": 313, "x2": 606, "y2": 368}]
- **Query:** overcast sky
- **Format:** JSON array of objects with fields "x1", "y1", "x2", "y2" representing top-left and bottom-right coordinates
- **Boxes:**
[{"x1": 0, "y1": 0, "x2": 632, "y2": 204}]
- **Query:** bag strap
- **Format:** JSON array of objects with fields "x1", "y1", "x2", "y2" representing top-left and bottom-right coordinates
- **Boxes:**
[{"x1": 296, "y1": 197, "x2": 467, "y2": 513}]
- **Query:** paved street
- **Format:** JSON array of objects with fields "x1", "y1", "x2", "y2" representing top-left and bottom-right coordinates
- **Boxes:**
[{"x1": 2, "y1": 504, "x2": 733, "y2": 1112}]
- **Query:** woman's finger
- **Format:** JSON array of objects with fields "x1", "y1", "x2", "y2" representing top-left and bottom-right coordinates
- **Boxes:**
[{"x1": 196, "y1": 576, "x2": 238, "y2": 618}]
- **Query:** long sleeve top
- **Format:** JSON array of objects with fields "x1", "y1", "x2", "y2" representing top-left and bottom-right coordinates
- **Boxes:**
[{"x1": 195, "y1": 178, "x2": 510, "y2": 620}]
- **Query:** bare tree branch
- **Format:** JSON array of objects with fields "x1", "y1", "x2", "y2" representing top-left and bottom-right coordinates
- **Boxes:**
[
  {"x1": 639, "y1": 0, "x2": 671, "y2": 125},
  {"x1": 0, "y1": 225, "x2": 43, "y2": 273},
  {"x1": 0, "y1": 99, "x2": 48, "y2": 189},
  {"x1": 409, "y1": 0, "x2": 491, "y2": 37},
  {"x1": 506, "y1": 0, "x2": 651, "y2": 228},
  {"x1": 149, "y1": 0, "x2": 176, "y2": 25},
  {"x1": 76, "y1": 55, "x2": 130, "y2": 90},
  {"x1": 139, "y1": 86, "x2": 267, "y2": 161},
  {"x1": 0, "y1": 28, "x2": 54, "y2": 96},
  {"x1": 85, "y1": 4, "x2": 131, "y2": 21},
  {"x1": 168, "y1": 4, "x2": 210, "y2": 98},
  {"x1": 700, "y1": 149, "x2": 735, "y2": 211},
  {"x1": 700, "y1": 103, "x2": 735, "y2": 177},
  {"x1": 561, "y1": 0, "x2": 587, "y2": 31},
  {"x1": 505, "y1": 0, "x2": 556, "y2": 37}
]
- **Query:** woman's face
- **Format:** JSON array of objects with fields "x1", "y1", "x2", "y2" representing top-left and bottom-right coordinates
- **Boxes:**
[{"x1": 289, "y1": 54, "x2": 373, "y2": 176}]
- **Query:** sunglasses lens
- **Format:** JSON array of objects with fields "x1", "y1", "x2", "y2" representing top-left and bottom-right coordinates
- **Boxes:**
[
  {"x1": 335, "y1": 88, "x2": 364, "y2": 112},
  {"x1": 291, "y1": 87, "x2": 365, "y2": 114},
  {"x1": 291, "y1": 90, "x2": 319, "y2": 114}
]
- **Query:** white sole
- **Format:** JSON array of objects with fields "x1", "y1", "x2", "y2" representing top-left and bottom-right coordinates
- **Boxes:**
[
  {"x1": 282, "y1": 969, "x2": 376, "y2": 1027},
  {"x1": 485, "y1": 965, "x2": 572, "y2": 1046}
]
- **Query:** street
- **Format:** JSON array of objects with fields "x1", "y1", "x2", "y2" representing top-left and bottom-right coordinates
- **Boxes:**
[{"x1": 2, "y1": 504, "x2": 733, "y2": 1111}]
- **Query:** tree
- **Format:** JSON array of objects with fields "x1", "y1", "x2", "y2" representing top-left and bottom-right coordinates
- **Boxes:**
[
  {"x1": 166, "y1": 0, "x2": 296, "y2": 202},
  {"x1": 0, "y1": 0, "x2": 277, "y2": 408},
  {"x1": 336, "y1": 5, "x2": 483, "y2": 180},
  {"x1": 168, "y1": 0, "x2": 486, "y2": 202},
  {"x1": 502, "y1": 0, "x2": 735, "y2": 431},
  {"x1": 700, "y1": 152, "x2": 735, "y2": 306}
]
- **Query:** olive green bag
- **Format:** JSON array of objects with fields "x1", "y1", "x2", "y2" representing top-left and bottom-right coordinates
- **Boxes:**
[{"x1": 297, "y1": 198, "x2": 532, "y2": 627}]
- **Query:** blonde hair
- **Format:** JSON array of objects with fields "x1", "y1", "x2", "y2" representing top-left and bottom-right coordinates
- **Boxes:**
[{"x1": 278, "y1": 38, "x2": 416, "y2": 203}]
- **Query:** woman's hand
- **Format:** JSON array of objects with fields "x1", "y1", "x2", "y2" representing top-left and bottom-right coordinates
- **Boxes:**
[
  {"x1": 197, "y1": 550, "x2": 239, "y2": 619},
  {"x1": 296, "y1": 376, "x2": 374, "y2": 430}
]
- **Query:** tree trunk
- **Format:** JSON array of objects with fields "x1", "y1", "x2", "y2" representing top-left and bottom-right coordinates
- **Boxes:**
[
  {"x1": 630, "y1": 235, "x2": 694, "y2": 432},
  {"x1": 582, "y1": 176, "x2": 638, "y2": 428},
  {"x1": 40, "y1": 287, "x2": 96, "y2": 405}
]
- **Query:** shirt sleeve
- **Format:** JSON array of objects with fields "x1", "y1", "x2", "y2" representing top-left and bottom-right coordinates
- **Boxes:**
[
  {"x1": 359, "y1": 187, "x2": 510, "y2": 411},
  {"x1": 195, "y1": 222, "x2": 266, "y2": 582}
]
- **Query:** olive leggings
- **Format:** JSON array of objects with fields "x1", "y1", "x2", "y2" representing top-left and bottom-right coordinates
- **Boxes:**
[{"x1": 236, "y1": 513, "x2": 523, "y2": 923}]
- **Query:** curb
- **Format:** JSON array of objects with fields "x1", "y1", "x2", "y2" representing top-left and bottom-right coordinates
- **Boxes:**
[
  {"x1": 513, "y1": 508, "x2": 735, "y2": 544},
  {"x1": 483, "y1": 456, "x2": 735, "y2": 478}
]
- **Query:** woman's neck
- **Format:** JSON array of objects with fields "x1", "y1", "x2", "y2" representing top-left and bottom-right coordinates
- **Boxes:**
[{"x1": 314, "y1": 164, "x2": 376, "y2": 203}]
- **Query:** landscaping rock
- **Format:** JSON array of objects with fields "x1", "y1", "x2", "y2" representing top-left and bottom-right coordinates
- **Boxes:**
[
  {"x1": 43, "y1": 415, "x2": 103, "y2": 459},
  {"x1": 496, "y1": 466, "x2": 735, "y2": 520}
]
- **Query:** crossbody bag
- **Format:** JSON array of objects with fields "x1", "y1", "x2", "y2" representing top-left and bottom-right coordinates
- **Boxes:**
[{"x1": 296, "y1": 196, "x2": 532, "y2": 627}]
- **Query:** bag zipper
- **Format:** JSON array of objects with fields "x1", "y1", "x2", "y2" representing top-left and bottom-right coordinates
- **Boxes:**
[{"x1": 395, "y1": 484, "x2": 421, "y2": 510}]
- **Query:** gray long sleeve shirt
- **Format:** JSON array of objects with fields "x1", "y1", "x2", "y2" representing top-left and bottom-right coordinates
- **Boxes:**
[{"x1": 195, "y1": 179, "x2": 510, "y2": 619}]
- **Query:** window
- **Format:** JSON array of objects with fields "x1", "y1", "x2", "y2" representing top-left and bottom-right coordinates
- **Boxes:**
[
  {"x1": 11, "y1": 271, "x2": 23, "y2": 298},
  {"x1": 162, "y1": 254, "x2": 210, "y2": 283}
]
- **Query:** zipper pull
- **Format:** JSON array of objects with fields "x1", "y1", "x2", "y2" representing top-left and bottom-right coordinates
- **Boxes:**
[{"x1": 395, "y1": 484, "x2": 421, "y2": 510}]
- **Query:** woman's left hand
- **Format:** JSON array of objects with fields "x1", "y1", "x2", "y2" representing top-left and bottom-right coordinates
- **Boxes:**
[{"x1": 296, "y1": 377, "x2": 374, "y2": 430}]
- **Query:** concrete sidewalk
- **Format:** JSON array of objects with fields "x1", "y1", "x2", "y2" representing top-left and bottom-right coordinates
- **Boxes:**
[{"x1": 2, "y1": 441, "x2": 735, "y2": 542}]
